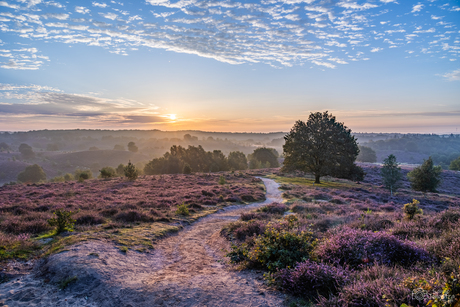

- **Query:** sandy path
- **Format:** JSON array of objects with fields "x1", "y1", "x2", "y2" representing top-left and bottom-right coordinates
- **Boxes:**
[{"x1": 0, "y1": 178, "x2": 285, "y2": 307}]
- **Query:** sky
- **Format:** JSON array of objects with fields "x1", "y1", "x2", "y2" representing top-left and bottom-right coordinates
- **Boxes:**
[{"x1": 0, "y1": 0, "x2": 459, "y2": 133}]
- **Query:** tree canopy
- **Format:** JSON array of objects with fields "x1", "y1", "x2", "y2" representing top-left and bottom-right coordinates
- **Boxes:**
[
  {"x1": 17, "y1": 164, "x2": 46, "y2": 183},
  {"x1": 19, "y1": 143, "x2": 35, "y2": 159},
  {"x1": 357, "y1": 146, "x2": 377, "y2": 163},
  {"x1": 407, "y1": 157, "x2": 442, "y2": 193},
  {"x1": 283, "y1": 111, "x2": 360, "y2": 184},
  {"x1": 380, "y1": 154, "x2": 402, "y2": 196}
]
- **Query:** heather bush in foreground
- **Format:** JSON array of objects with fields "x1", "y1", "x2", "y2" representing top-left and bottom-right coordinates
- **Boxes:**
[
  {"x1": 313, "y1": 227, "x2": 432, "y2": 269},
  {"x1": 274, "y1": 260, "x2": 350, "y2": 298}
]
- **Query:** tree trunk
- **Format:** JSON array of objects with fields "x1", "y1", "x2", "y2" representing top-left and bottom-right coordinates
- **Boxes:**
[{"x1": 315, "y1": 174, "x2": 321, "y2": 184}]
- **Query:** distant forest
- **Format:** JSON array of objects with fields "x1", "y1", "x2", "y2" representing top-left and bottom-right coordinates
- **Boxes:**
[{"x1": 0, "y1": 130, "x2": 459, "y2": 186}]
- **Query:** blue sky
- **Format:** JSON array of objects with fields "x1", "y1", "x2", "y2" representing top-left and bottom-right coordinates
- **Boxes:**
[{"x1": 0, "y1": 0, "x2": 459, "y2": 133}]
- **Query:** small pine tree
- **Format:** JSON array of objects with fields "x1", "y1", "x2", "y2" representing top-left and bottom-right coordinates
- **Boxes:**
[
  {"x1": 407, "y1": 157, "x2": 442, "y2": 193},
  {"x1": 380, "y1": 154, "x2": 402, "y2": 196},
  {"x1": 219, "y1": 175, "x2": 226, "y2": 185},
  {"x1": 124, "y1": 161, "x2": 138, "y2": 181},
  {"x1": 48, "y1": 209, "x2": 76, "y2": 234},
  {"x1": 183, "y1": 163, "x2": 192, "y2": 174},
  {"x1": 403, "y1": 199, "x2": 423, "y2": 220}
]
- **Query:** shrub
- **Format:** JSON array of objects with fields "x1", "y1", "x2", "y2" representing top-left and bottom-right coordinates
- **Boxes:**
[
  {"x1": 258, "y1": 202, "x2": 288, "y2": 214},
  {"x1": 226, "y1": 220, "x2": 267, "y2": 241},
  {"x1": 124, "y1": 161, "x2": 138, "y2": 181},
  {"x1": 247, "y1": 222, "x2": 316, "y2": 272},
  {"x1": 449, "y1": 156, "x2": 460, "y2": 171},
  {"x1": 51, "y1": 176, "x2": 65, "y2": 183},
  {"x1": 313, "y1": 227, "x2": 432, "y2": 269},
  {"x1": 274, "y1": 260, "x2": 350, "y2": 298},
  {"x1": 75, "y1": 213, "x2": 105, "y2": 225},
  {"x1": 75, "y1": 169, "x2": 92, "y2": 182},
  {"x1": 99, "y1": 166, "x2": 116, "y2": 178},
  {"x1": 63, "y1": 173, "x2": 74, "y2": 181},
  {"x1": 403, "y1": 199, "x2": 423, "y2": 220},
  {"x1": 182, "y1": 163, "x2": 192, "y2": 174},
  {"x1": 47, "y1": 209, "x2": 76, "y2": 234},
  {"x1": 175, "y1": 204, "x2": 189, "y2": 216},
  {"x1": 17, "y1": 164, "x2": 46, "y2": 183},
  {"x1": 219, "y1": 175, "x2": 226, "y2": 185},
  {"x1": 407, "y1": 157, "x2": 442, "y2": 193},
  {"x1": 114, "y1": 210, "x2": 152, "y2": 223}
]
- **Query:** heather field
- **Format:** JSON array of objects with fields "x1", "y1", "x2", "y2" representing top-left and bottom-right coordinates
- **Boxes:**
[
  {"x1": 222, "y1": 166, "x2": 460, "y2": 307},
  {"x1": 0, "y1": 172, "x2": 265, "y2": 267}
]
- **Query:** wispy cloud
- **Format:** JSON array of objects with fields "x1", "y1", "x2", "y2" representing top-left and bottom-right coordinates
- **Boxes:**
[{"x1": 441, "y1": 69, "x2": 460, "y2": 81}]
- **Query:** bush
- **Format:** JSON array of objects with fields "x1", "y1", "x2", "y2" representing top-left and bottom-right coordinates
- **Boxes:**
[
  {"x1": 75, "y1": 169, "x2": 92, "y2": 182},
  {"x1": 75, "y1": 213, "x2": 105, "y2": 225},
  {"x1": 449, "y1": 156, "x2": 460, "y2": 171},
  {"x1": 313, "y1": 227, "x2": 432, "y2": 269},
  {"x1": 47, "y1": 209, "x2": 76, "y2": 234},
  {"x1": 258, "y1": 202, "x2": 288, "y2": 214},
  {"x1": 99, "y1": 166, "x2": 116, "y2": 178},
  {"x1": 64, "y1": 173, "x2": 74, "y2": 181},
  {"x1": 124, "y1": 161, "x2": 138, "y2": 181},
  {"x1": 247, "y1": 222, "x2": 316, "y2": 272},
  {"x1": 114, "y1": 210, "x2": 152, "y2": 223},
  {"x1": 403, "y1": 199, "x2": 423, "y2": 220},
  {"x1": 17, "y1": 164, "x2": 46, "y2": 183},
  {"x1": 218, "y1": 175, "x2": 226, "y2": 185},
  {"x1": 274, "y1": 260, "x2": 350, "y2": 298},
  {"x1": 175, "y1": 204, "x2": 189, "y2": 216},
  {"x1": 182, "y1": 163, "x2": 192, "y2": 174},
  {"x1": 407, "y1": 157, "x2": 442, "y2": 192},
  {"x1": 223, "y1": 220, "x2": 267, "y2": 241}
]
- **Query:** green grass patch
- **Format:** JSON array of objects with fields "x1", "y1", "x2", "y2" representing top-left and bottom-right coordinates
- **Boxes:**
[
  {"x1": 266, "y1": 175, "x2": 357, "y2": 189},
  {"x1": 58, "y1": 276, "x2": 77, "y2": 290}
]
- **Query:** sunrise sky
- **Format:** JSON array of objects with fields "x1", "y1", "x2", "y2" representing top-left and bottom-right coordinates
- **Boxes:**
[{"x1": 0, "y1": 0, "x2": 459, "y2": 133}]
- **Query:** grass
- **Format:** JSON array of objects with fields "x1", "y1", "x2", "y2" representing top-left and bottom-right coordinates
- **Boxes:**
[{"x1": 266, "y1": 174, "x2": 358, "y2": 190}]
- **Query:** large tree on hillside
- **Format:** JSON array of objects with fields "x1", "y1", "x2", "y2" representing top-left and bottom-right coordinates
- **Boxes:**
[{"x1": 283, "y1": 111, "x2": 359, "y2": 184}]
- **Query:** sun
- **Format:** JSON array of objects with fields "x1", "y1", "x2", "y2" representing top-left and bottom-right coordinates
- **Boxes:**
[{"x1": 169, "y1": 114, "x2": 176, "y2": 120}]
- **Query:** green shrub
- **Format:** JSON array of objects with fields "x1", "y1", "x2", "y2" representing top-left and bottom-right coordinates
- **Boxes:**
[
  {"x1": 219, "y1": 175, "x2": 226, "y2": 185},
  {"x1": 176, "y1": 204, "x2": 190, "y2": 216},
  {"x1": 64, "y1": 173, "x2": 74, "y2": 181},
  {"x1": 75, "y1": 169, "x2": 92, "y2": 182},
  {"x1": 99, "y1": 166, "x2": 116, "y2": 178},
  {"x1": 403, "y1": 199, "x2": 423, "y2": 220},
  {"x1": 17, "y1": 164, "x2": 46, "y2": 183},
  {"x1": 47, "y1": 209, "x2": 76, "y2": 234},
  {"x1": 247, "y1": 222, "x2": 316, "y2": 272},
  {"x1": 407, "y1": 157, "x2": 442, "y2": 192},
  {"x1": 124, "y1": 161, "x2": 138, "y2": 181},
  {"x1": 183, "y1": 163, "x2": 192, "y2": 174},
  {"x1": 51, "y1": 176, "x2": 65, "y2": 183}
]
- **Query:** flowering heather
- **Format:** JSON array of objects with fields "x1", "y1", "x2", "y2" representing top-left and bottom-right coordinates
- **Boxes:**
[
  {"x1": 274, "y1": 260, "x2": 350, "y2": 298},
  {"x1": 313, "y1": 226, "x2": 433, "y2": 269},
  {"x1": 0, "y1": 173, "x2": 265, "y2": 236}
]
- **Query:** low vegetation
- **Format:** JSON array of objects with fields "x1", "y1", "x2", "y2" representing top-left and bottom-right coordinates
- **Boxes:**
[
  {"x1": 222, "y1": 171, "x2": 460, "y2": 307},
  {"x1": 0, "y1": 172, "x2": 265, "y2": 263}
]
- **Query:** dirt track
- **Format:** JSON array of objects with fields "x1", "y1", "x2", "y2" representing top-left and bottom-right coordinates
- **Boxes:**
[{"x1": 0, "y1": 178, "x2": 284, "y2": 307}]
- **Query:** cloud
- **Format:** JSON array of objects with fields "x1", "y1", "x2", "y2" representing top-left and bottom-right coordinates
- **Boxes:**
[
  {"x1": 99, "y1": 12, "x2": 117, "y2": 20},
  {"x1": 370, "y1": 47, "x2": 383, "y2": 52},
  {"x1": 442, "y1": 69, "x2": 460, "y2": 81},
  {"x1": 411, "y1": 3, "x2": 423, "y2": 13},
  {"x1": 75, "y1": 6, "x2": 90, "y2": 14},
  {"x1": 0, "y1": 1, "x2": 20, "y2": 9},
  {"x1": 92, "y1": 2, "x2": 107, "y2": 8}
]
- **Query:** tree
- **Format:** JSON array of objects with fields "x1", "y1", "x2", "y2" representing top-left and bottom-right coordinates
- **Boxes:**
[
  {"x1": 449, "y1": 156, "x2": 460, "y2": 171},
  {"x1": 407, "y1": 157, "x2": 442, "y2": 193},
  {"x1": 17, "y1": 164, "x2": 46, "y2": 183},
  {"x1": 283, "y1": 111, "x2": 359, "y2": 184},
  {"x1": 124, "y1": 161, "x2": 139, "y2": 180},
  {"x1": 357, "y1": 146, "x2": 377, "y2": 163},
  {"x1": 100, "y1": 166, "x2": 117, "y2": 178},
  {"x1": 250, "y1": 147, "x2": 279, "y2": 168},
  {"x1": 380, "y1": 154, "x2": 402, "y2": 196},
  {"x1": 113, "y1": 144, "x2": 125, "y2": 151},
  {"x1": 0, "y1": 142, "x2": 10, "y2": 151},
  {"x1": 19, "y1": 143, "x2": 35, "y2": 159},
  {"x1": 228, "y1": 151, "x2": 248, "y2": 170},
  {"x1": 127, "y1": 141, "x2": 138, "y2": 152}
]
